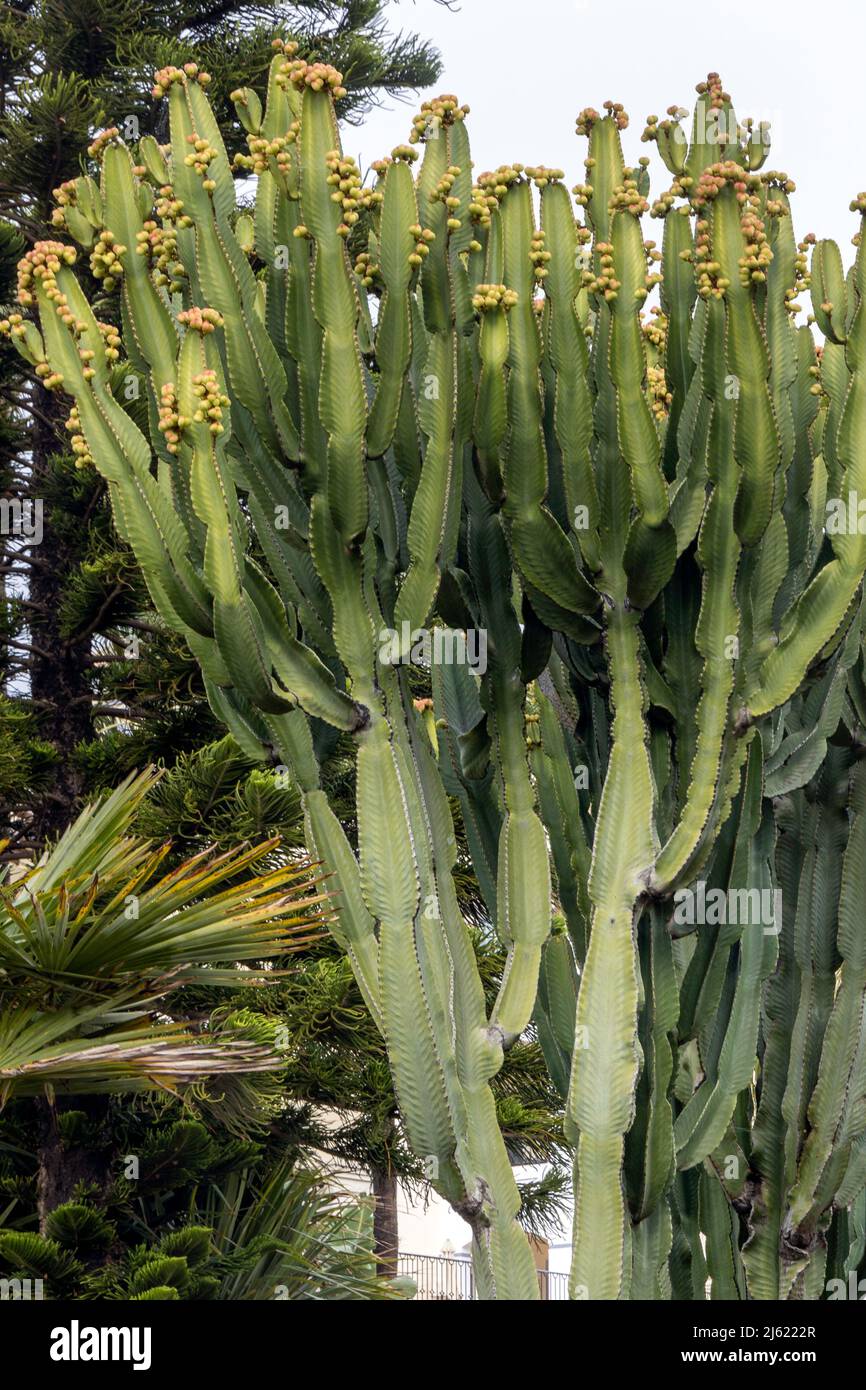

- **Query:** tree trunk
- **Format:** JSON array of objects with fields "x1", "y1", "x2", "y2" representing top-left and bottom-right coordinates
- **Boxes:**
[
  {"x1": 27, "y1": 383, "x2": 94, "y2": 843},
  {"x1": 371, "y1": 1164, "x2": 399, "y2": 1278},
  {"x1": 35, "y1": 1096, "x2": 113, "y2": 1233}
]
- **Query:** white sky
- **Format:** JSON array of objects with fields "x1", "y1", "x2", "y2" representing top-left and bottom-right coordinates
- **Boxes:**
[{"x1": 352, "y1": 0, "x2": 866, "y2": 272}]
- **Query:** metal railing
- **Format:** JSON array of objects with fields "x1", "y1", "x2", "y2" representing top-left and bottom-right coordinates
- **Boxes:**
[{"x1": 397, "y1": 1252, "x2": 569, "y2": 1301}]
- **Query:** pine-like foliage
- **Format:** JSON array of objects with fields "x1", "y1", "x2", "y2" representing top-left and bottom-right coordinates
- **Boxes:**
[{"x1": 0, "y1": 1115, "x2": 401, "y2": 1299}]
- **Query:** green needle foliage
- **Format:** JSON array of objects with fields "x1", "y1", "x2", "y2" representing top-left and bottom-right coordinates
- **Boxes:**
[
  {"x1": 0, "y1": 1, "x2": 445, "y2": 230},
  {"x1": 11, "y1": 55, "x2": 866, "y2": 1301},
  {"x1": 0, "y1": 1128, "x2": 401, "y2": 1299}
]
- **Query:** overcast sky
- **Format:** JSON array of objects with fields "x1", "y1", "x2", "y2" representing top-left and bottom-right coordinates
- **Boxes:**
[{"x1": 351, "y1": 0, "x2": 866, "y2": 279}]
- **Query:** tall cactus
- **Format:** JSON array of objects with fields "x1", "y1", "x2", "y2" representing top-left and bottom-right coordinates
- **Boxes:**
[{"x1": 8, "y1": 52, "x2": 866, "y2": 1299}]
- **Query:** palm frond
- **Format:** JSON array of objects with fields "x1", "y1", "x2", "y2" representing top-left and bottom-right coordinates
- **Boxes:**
[{"x1": 0, "y1": 772, "x2": 329, "y2": 1108}]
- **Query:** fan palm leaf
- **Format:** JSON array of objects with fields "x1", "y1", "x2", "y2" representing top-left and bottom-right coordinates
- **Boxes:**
[{"x1": 0, "y1": 770, "x2": 328, "y2": 1105}]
